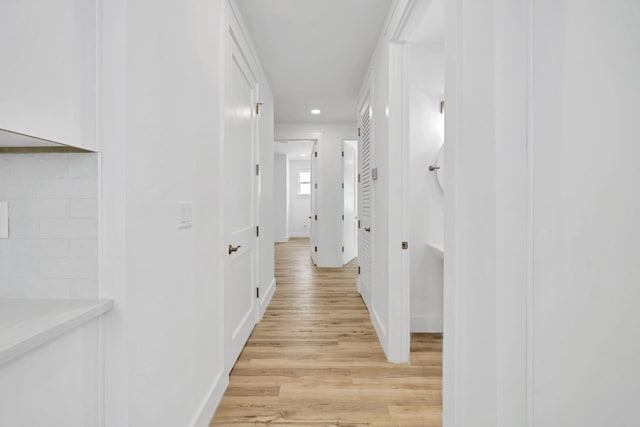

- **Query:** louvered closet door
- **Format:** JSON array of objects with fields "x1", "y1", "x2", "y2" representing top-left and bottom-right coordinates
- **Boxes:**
[{"x1": 358, "y1": 99, "x2": 373, "y2": 306}]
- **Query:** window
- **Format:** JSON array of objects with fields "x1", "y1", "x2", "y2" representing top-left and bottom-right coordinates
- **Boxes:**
[{"x1": 298, "y1": 171, "x2": 311, "y2": 195}]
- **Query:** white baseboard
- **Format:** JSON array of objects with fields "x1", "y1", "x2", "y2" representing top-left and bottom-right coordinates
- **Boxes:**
[
  {"x1": 274, "y1": 236, "x2": 289, "y2": 243},
  {"x1": 288, "y1": 232, "x2": 310, "y2": 238},
  {"x1": 367, "y1": 306, "x2": 387, "y2": 358},
  {"x1": 317, "y1": 258, "x2": 342, "y2": 268},
  {"x1": 410, "y1": 315, "x2": 443, "y2": 333},
  {"x1": 259, "y1": 278, "x2": 276, "y2": 319},
  {"x1": 189, "y1": 370, "x2": 229, "y2": 427}
]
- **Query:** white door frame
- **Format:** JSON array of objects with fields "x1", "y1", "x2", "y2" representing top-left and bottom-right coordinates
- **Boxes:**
[
  {"x1": 274, "y1": 131, "x2": 323, "y2": 263},
  {"x1": 385, "y1": 0, "x2": 432, "y2": 363},
  {"x1": 309, "y1": 141, "x2": 318, "y2": 264},
  {"x1": 341, "y1": 139, "x2": 358, "y2": 265}
]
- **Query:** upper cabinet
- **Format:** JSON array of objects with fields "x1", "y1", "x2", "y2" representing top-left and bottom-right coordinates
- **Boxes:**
[{"x1": 0, "y1": 0, "x2": 98, "y2": 151}]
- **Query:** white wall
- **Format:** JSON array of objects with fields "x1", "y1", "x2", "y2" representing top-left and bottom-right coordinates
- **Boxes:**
[
  {"x1": 407, "y1": 44, "x2": 444, "y2": 333},
  {"x1": 275, "y1": 123, "x2": 357, "y2": 267},
  {"x1": 102, "y1": 0, "x2": 229, "y2": 425},
  {"x1": 0, "y1": 0, "x2": 98, "y2": 151},
  {"x1": 532, "y1": 2, "x2": 640, "y2": 425},
  {"x1": 288, "y1": 159, "x2": 311, "y2": 237},
  {"x1": 273, "y1": 153, "x2": 289, "y2": 242},
  {"x1": 444, "y1": 1, "x2": 640, "y2": 426},
  {"x1": 352, "y1": 12, "x2": 398, "y2": 359},
  {"x1": 0, "y1": 153, "x2": 99, "y2": 298}
]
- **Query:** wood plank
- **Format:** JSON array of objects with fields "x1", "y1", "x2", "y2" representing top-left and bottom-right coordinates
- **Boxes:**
[{"x1": 210, "y1": 238, "x2": 442, "y2": 426}]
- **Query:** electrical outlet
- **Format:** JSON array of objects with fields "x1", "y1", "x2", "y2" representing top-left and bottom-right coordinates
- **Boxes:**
[
  {"x1": 0, "y1": 202, "x2": 8, "y2": 239},
  {"x1": 178, "y1": 201, "x2": 193, "y2": 229}
]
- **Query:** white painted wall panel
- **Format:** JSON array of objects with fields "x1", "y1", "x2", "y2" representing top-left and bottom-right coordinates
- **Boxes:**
[
  {"x1": 444, "y1": 1, "x2": 640, "y2": 425},
  {"x1": 532, "y1": 2, "x2": 640, "y2": 425},
  {"x1": 0, "y1": 320, "x2": 100, "y2": 427}
]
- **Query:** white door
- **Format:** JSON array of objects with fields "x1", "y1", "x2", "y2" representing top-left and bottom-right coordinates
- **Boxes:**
[
  {"x1": 358, "y1": 99, "x2": 373, "y2": 304},
  {"x1": 309, "y1": 142, "x2": 319, "y2": 264},
  {"x1": 224, "y1": 31, "x2": 258, "y2": 372},
  {"x1": 343, "y1": 141, "x2": 358, "y2": 264}
]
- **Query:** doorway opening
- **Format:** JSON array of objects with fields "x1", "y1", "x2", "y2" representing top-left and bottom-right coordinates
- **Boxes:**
[
  {"x1": 342, "y1": 139, "x2": 358, "y2": 266},
  {"x1": 273, "y1": 138, "x2": 317, "y2": 262}
]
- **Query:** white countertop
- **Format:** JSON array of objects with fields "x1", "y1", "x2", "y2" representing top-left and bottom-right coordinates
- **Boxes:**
[{"x1": 0, "y1": 298, "x2": 113, "y2": 366}]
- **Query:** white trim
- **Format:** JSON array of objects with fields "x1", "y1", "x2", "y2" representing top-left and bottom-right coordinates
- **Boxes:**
[
  {"x1": 410, "y1": 315, "x2": 443, "y2": 333},
  {"x1": 288, "y1": 232, "x2": 310, "y2": 238},
  {"x1": 188, "y1": 371, "x2": 229, "y2": 427},
  {"x1": 370, "y1": 307, "x2": 387, "y2": 354},
  {"x1": 274, "y1": 236, "x2": 289, "y2": 243},
  {"x1": 386, "y1": 42, "x2": 410, "y2": 363},
  {"x1": 356, "y1": 277, "x2": 367, "y2": 305},
  {"x1": 443, "y1": 0, "x2": 461, "y2": 424},
  {"x1": 317, "y1": 258, "x2": 342, "y2": 268},
  {"x1": 526, "y1": 0, "x2": 535, "y2": 424},
  {"x1": 259, "y1": 278, "x2": 276, "y2": 319}
]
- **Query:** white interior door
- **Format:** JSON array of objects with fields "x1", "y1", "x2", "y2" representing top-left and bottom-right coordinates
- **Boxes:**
[
  {"x1": 309, "y1": 142, "x2": 318, "y2": 264},
  {"x1": 358, "y1": 99, "x2": 373, "y2": 304},
  {"x1": 224, "y1": 31, "x2": 258, "y2": 372},
  {"x1": 343, "y1": 141, "x2": 358, "y2": 264}
]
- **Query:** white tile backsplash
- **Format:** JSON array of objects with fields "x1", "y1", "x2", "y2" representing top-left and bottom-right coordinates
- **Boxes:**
[
  {"x1": 9, "y1": 219, "x2": 41, "y2": 238},
  {"x1": 10, "y1": 199, "x2": 70, "y2": 218},
  {"x1": 0, "y1": 153, "x2": 99, "y2": 298},
  {"x1": 8, "y1": 239, "x2": 70, "y2": 258},
  {"x1": 0, "y1": 180, "x2": 41, "y2": 199},
  {"x1": 40, "y1": 218, "x2": 98, "y2": 239},
  {"x1": 39, "y1": 178, "x2": 98, "y2": 198},
  {"x1": 70, "y1": 199, "x2": 98, "y2": 218},
  {"x1": 0, "y1": 160, "x2": 10, "y2": 179},
  {"x1": 69, "y1": 240, "x2": 98, "y2": 259}
]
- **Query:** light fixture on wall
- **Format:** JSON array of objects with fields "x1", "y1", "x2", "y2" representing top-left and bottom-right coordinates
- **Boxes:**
[{"x1": 311, "y1": 109, "x2": 321, "y2": 115}]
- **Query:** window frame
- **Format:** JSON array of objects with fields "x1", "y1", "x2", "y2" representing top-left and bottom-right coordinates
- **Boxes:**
[{"x1": 297, "y1": 170, "x2": 311, "y2": 196}]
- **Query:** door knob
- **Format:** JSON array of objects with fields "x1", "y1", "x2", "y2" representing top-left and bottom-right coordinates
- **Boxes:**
[
  {"x1": 228, "y1": 244, "x2": 241, "y2": 254},
  {"x1": 364, "y1": 227, "x2": 371, "y2": 232}
]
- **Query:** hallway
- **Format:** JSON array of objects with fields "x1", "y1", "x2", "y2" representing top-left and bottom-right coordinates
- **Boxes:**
[{"x1": 210, "y1": 238, "x2": 442, "y2": 426}]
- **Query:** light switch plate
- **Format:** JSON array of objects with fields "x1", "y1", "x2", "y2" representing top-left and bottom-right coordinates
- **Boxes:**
[
  {"x1": 0, "y1": 202, "x2": 8, "y2": 239},
  {"x1": 178, "y1": 201, "x2": 193, "y2": 229}
]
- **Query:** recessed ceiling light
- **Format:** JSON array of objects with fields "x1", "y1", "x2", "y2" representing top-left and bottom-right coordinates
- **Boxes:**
[
  {"x1": 301, "y1": 154, "x2": 306, "y2": 156},
  {"x1": 311, "y1": 109, "x2": 321, "y2": 115}
]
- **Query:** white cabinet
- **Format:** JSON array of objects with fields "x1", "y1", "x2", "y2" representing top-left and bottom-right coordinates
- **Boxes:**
[{"x1": 0, "y1": 0, "x2": 98, "y2": 151}]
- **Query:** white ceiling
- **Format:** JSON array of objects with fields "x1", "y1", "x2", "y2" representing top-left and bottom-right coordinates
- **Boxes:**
[{"x1": 236, "y1": 0, "x2": 393, "y2": 123}]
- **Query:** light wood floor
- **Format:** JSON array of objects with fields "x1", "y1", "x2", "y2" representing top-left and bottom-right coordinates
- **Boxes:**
[{"x1": 210, "y1": 238, "x2": 442, "y2": 426}]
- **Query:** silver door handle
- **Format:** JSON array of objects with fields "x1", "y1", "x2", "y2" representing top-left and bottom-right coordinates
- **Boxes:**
[{"x1": 228, "y1": 244, "x2": 241, "y2": 254}]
